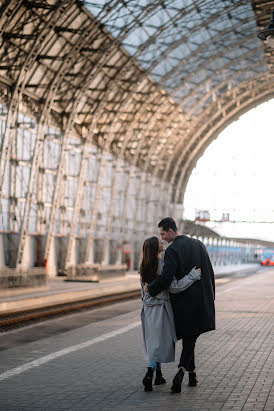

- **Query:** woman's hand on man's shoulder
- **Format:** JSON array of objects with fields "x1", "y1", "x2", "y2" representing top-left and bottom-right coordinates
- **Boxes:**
[{"x1": 193, "y1": 266, "x2": 202, "y2": 275}]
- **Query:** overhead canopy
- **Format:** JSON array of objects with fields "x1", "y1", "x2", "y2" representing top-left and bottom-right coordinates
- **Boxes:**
[{"x1": 0, "y1": 0, "x2": 273, "y2": 202}]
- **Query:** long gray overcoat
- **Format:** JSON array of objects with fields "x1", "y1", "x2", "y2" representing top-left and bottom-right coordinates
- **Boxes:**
[
  {"x1": 141, "y1": 260, "x2": 201, "y2": 363},
  {"x1": 148, "y1": 235, "x2": 215, "y2": 339}
]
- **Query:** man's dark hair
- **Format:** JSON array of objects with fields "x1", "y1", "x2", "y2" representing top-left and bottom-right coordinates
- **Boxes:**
[{"x1": 158, "y1": 217, "x2": 177, "y2": 232}]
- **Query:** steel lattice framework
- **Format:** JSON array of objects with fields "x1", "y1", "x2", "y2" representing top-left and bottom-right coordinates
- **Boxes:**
[{"x1": 0, "y1": 0, "x2": 273, "y2": 273}]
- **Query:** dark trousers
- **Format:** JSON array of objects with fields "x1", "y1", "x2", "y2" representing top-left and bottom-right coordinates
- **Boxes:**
[{"x1": 178, "y1": 335, "x2": 198, "y2": 371}]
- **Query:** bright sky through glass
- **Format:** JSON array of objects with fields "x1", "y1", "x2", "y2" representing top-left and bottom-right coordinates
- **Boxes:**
[{"x1": 184, "y1": 99, "x2": 274, "y2": 242}]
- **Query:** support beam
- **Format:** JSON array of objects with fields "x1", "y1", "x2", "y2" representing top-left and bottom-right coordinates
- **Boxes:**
[
  {"x1": 45, "y1": 235, "x2": 57, "y2": 277},
  {"x1": 0, "y1": 1, "x2": 73, "y2": 261},
  {"x1": 84, "y1": 150, "x2": 108, "y2": 264},
  {"x1": 16, "y1": 7, "x2": 105, "y2": 269},
  {"x1": 65, "y1": 138, "x2": 89, "y2": 269},
  {"x1": 0, "y1": 233, "x2": 6, "y2": 268}
]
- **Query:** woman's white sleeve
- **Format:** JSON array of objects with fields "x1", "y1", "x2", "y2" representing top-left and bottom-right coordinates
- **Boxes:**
[{"x1": 169, "y1": 268, "x2": 201, "y2": 294}]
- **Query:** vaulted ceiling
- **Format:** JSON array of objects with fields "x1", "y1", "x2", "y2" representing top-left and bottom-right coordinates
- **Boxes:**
[{"x1": 0, "y1": 0, "x2": 273, "y2": 202}]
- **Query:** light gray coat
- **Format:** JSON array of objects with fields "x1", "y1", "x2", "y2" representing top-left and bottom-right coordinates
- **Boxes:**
[{"x1": 141, "y1": 260, "x2": 201, "y2": 363}]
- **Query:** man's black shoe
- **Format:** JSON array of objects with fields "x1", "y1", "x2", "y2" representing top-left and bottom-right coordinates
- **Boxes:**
[
  {"x1": 171, "y1": 369, "x2": 184, "y2": 393},
  {"x1": 188, "y1": 372, "x2": 198, "y2": 386}
]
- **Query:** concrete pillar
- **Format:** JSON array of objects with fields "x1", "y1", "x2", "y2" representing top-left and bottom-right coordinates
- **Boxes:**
[
  {"x1": 19, "y1": 235, "x2": 34, "y2": 269},
  {"x1": 64, "y1": 237, "x2": 78, "y2": 278},
  {"x1": 130, "y1": 237, "x2": 137, "y2": 271},
  {"x1": 85, "y1": 239, "x2": 95, "y2": 264},
  {"x1": 102, "y1": 238, "x2": 110, "y2": 266},
  {"x1": 68, "y1": 238, "x2": 78, "y2": 266},
  {"x1": 115, "y1": 246, "x2": 122, "y2": 266},
  {"x1": 0, "y1": 233, "x2": 6, "y2": 268},
  {"x1": 46, "y1": 236, "x2": 57, "y2": 277}
]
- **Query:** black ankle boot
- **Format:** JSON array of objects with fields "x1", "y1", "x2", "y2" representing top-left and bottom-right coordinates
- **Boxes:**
[
  {"x1": 142, "y1": 367, "x2": 154, "y2": 391},
  {"x1": 188, "y1": 372, "x2": 198, "y2": 386},
  {"x1": 155, "y1": 369, "x2": 167, "y2": 385},
  {"x1": 171, "y1": 368, "x2": 184, "y2": 393}
]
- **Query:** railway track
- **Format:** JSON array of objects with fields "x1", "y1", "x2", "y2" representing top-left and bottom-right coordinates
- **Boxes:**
[{"x1": 0, "y1": 290, "x2": 140, "y2": 332}]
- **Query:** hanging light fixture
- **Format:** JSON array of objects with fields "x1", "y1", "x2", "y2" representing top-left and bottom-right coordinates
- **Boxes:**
[{"x1": 257, "y1": 11, "x2": 274, "y2": 49}]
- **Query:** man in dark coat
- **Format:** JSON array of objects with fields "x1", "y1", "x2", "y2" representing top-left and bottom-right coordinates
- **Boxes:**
[{"x1": 146, "y1": 217, "x2": 215, "y2": 393}]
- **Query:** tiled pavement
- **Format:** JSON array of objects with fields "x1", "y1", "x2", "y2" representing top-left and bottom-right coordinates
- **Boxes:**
[{"x1": 0, "y1": 268, "x2": 273, "y2": 410}]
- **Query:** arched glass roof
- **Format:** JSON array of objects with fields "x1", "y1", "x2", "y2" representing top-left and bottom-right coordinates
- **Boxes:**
[
  {"x1": 86, "y1": 0, "x2": 268, "y2": 114},
  {"x1": 0, "y1": 0, "x2": 273, "y2": 200}
]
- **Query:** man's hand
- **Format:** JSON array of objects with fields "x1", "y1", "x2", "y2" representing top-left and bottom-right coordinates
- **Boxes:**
[{"x1": 143, "y1": 282, "x2": 149, "y2": 293}]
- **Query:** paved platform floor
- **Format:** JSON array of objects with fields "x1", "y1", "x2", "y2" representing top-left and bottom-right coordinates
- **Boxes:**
[{"x1": 0, "y1": 268, "x2": 273, "y2": 410}]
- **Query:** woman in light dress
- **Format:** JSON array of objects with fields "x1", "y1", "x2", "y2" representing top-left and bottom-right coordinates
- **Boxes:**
[{"x1": 140, "y1": 236, "x2": 201, "y2": 391}]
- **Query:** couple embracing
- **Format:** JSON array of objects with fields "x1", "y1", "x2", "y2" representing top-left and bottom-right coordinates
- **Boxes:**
[{"x1": 140, "y1": 217, "x2": 215, "y2": 393}]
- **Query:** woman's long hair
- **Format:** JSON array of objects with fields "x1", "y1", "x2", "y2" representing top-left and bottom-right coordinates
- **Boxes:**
[{"x1": 139, "y1": 236, "x2": 159, "y2": 284}]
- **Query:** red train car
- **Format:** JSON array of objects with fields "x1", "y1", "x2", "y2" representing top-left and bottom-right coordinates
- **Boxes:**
[{"x1": 260, "y1": 249, "x2": 274, "y2": 266}]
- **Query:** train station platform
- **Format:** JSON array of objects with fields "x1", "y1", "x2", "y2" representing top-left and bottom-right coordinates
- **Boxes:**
[
  {"x1": 0, "y1": 266, "x2": 273, "y2": 410},
  {"x1": 0, "y1": 271, "x2": 140, "y2": 314},
  {"x1": 0, "y1": 264, "x2": 260, "y2": 314}
]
